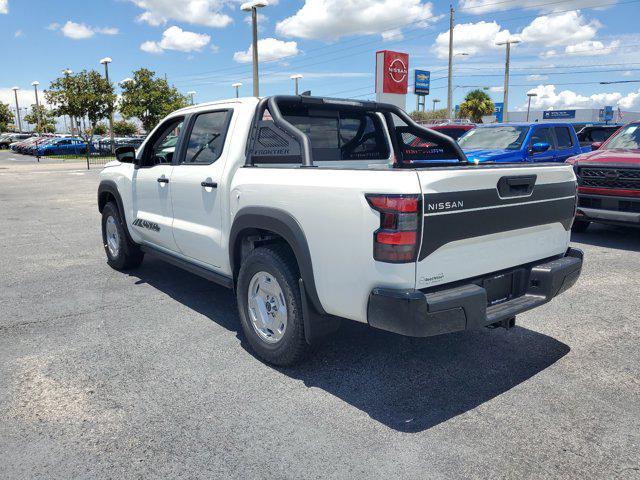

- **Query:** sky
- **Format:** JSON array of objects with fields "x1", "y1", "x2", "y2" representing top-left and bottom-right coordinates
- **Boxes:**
[{"x1": 1, "y1": 0, "x2": 640, "y2": 119}]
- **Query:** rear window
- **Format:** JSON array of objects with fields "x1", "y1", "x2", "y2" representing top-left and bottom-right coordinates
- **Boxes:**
[
  {"x1": 555, "y1": 126, "x2": 574, "y2": 149},
  {"x1": 283, "y1": 112, "x2": 389, "y2": 161}
]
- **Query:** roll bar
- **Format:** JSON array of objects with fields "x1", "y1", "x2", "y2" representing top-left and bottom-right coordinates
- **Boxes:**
[{"x1": 246, "y1": 95, "x2": 468, "y2": 167}]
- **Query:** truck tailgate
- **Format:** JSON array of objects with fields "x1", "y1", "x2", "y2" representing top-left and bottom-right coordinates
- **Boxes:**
[{"x1": 416, "y1": 164, "x2": 576, "y2": 289}]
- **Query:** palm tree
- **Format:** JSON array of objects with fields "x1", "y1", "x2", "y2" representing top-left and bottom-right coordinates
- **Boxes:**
[{"x1": 458, "y1": 89, "x2": 495, "y2": 123}]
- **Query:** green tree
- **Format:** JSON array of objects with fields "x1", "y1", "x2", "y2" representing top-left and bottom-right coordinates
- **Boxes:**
[
  {"x1": 112, "y1": 119, "x2": 138, "y2": 136},
  {"x1": 46, "y1": 70, "x2": 116, "y2": 158},
  {"x1": 92, "y1": 123, "x2": 108, "y2": 135},
  {"x1": 458, "y1": 89, "x2": 495, "y2": 123},
  {"x1": 0, "y1": 103, "x2": 13, "y2": 131},
  {"x1": 409, "y1": 109, "x2": 449, "y2": 123},
  {"x1": 119, "y1": 68, "x2": 189, "y2": 132},
  {"x1": 24, "y1": 104, "x2": 57, "y2": 133}
]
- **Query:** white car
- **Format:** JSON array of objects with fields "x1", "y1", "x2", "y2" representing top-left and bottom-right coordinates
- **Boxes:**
[{"x1": 98, "y1": 96, "x2": 583, "y2": 365}]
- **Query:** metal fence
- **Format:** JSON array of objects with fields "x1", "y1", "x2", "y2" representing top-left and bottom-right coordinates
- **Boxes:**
[{"x1": 10, "y1": 136, "x2": 145, "y2": 169}]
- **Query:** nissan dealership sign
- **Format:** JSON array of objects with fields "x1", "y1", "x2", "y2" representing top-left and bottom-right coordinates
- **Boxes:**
[{"x1": 375, "y1": 50, "x2": 409, "y2": 109}]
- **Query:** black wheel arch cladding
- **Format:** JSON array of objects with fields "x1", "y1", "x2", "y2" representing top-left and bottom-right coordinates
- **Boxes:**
[{"x1": 230, "y1": 206, "x2": 326, "y2": 315}]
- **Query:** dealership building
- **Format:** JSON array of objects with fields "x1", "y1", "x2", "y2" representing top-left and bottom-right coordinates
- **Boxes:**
[{"x1": 505, "y1": 107, "x2": 640, "y2": 124}]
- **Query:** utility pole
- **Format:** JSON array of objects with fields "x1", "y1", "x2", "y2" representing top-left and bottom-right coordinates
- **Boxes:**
[
  {"x1": 432, "y1": 98, "x2": 441, "y2": 112},
  {"x1": 100, "y1": 57, "x2": 115, "y2": 153},
  {"x1": 496, "y1": 39, "x2": 521, "y2": 123},
  {"x1": 241, "y1": 1, "x2": 268, "y2": 97},
  {"x1": 11, "y1": 87, "x2": 22, "y2": 132},
  {"x1": 446, "y1": 5, "x2": 454, "y2": 120},
  {"x1": 31, "y1": 81, "x2": 41, "y2": 133}
]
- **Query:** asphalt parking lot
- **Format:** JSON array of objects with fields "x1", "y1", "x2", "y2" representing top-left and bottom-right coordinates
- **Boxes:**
[{"x1": 0, "y1": 151, "x2": 638, "y2": 479}]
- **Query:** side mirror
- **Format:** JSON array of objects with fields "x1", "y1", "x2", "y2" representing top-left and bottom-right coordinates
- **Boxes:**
[
  {"x1": 532, "y1": 142, "x2": 550, "y2": 153},
  {"x1": 115, "y1": 146, "x2": 136, "y2": 163},
  {"x1": 590, "y1": 141, "x2": 603, "y2": 150}
]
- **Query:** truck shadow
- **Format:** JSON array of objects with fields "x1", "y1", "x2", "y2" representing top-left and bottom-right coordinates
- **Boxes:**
[
  {"x1": 130, "y1": 258, "x2": 570, "y2": 433},
  {"x1": 571, "y1": 223, "x2": 640, "y2": 252}
]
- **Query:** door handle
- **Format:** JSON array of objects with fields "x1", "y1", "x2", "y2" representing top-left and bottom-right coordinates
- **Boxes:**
[
  {"x1": 201, "y1": 181, "x2": 218, "y2": 188},
  {"x1": 157, "y1": 177, "x2": 169, "y2": 184}
]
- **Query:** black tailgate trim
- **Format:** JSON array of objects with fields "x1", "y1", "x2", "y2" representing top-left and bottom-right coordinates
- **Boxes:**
[
  {"x1": 419, "y1": 195, "x2": 576, "y2": 260},
  {"x1": 423, "y1": 180, "x2": 575, "y2": 214}
]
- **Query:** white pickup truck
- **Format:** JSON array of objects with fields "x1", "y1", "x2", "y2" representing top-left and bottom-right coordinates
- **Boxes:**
[{"x1": 98, "y1": 95, "x2": 583, "y2": 365}]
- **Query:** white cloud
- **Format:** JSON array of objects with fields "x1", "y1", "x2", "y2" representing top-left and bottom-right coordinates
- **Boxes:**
[
  {"x1": 0, "y1": 87, "x2": 40, "y2": 110},
  {"x1": 276, "y1": 0, "x2": 438, "y2": 41},
  {"x1": 0, "y1": 0, "x2": 7, "y2": 14},
  {"x1": 527, "y1": 74, "x2": 549, "y2": 81},
  {"x1": 622, "y1": 70, "x2": 632, "y2": 77},
  {"x1": 564, "y1": 40, "x2": 620, "y2": 56},
  {"x1": 14, "y1": 29, "x2": 22, "y2": 38},
  {"x1": 57, "y1": 21, "x2": 118, "y2": 40},
  {"x1": 459, "y1": 0, "x2": 617, "y2": 14},
  {"x1": 140, "y1": 40, "x2": 164, "y2": 54},
  {"x1": 244, "y1": 13, "x2": 267, "y2": 25},
  {"x1": 521, "y1": 11, "x2": 599, "y2": 47},
  {"x1": 434, "y1": 21, "x2": 513, "y2": 59},
  {"x1": 61, "y1": 21, "x2": 95, "y2": 39},
  {"x1": 141, "y1": 26, "x2": 211, "y2": 54},
  {"x1": 129, "y1": 0, "x2": 232, "y2": 28},
  {"x1": 234, "y1": 38, "x2": 299, "y2": 63},
  {"x1": 524, "y1": 84, "x2": 640, "y2": 110}
]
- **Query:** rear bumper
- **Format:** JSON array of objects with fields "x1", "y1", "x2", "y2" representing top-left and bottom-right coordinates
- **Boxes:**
[{"x1": 367, "y1": 248, "x2": 583, "y2": 337}]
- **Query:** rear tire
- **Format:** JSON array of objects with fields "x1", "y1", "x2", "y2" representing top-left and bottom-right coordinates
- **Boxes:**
[
  {"x1": 236, "y1": 245, "x2": 309, "y2": 366},
  {"x1": 571, "y1": 220, "x2": 590, "y2": 233},
  {"x1": 101, "y1": 202, "x2": 144, "y2": 270}
]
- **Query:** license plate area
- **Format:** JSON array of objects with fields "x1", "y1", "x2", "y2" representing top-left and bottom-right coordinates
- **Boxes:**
[{"x1": 484, "y1": 273, "x2": 514, "y2": 306}]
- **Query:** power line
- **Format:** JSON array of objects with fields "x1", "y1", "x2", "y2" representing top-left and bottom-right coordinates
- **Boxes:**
[{"x1": 173, "y1": 0, "x2": 639, "y2": 85}]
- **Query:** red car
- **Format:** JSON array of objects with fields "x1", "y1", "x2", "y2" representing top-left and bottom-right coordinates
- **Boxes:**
[
  {"x1": 429, "y1": 123, "x2": 475, "y2": 141},
  {"x1": 566, "y1": 121, "x2": 639, "y2": 231}
]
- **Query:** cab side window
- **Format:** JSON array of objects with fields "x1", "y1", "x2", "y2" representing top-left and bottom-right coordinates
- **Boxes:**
[
  {"x1": 530, "y1": 128, "x2": 554, "y2": 148},
  {"x1": 144, "y1": 118, "x2": 184, "y2": 166},
  {"x1": 182, "y1": 111, "x2": 231, "y2": 164},
  {"x1": 554, "y1": 126, "x2": 574, "y2": 149}
]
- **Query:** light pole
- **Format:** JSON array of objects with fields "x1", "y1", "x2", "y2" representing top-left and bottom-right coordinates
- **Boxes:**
[
  {"x1": 446, "y1": 4, "x2": 454, "y2": 121},
  {"x1": 187, "y1": 91, "x2": 196, "y2": 105},
  {"x1": 11, "y1": 87, "x2": 22, "y2": 132},
  {"x1": 496, "y1": 39, "x2": 521, "y2": 123},
  {"x1": 62, "y1": 69, "x2": 75, "y2": 135},
  {"x1": 232, "y1": 82, "x2": 242, "y2": 98},
  {"x1": 290, "y1": 74, "x2": 303, "y2": 95},
  {"x1": 100, "y1": 57, "x2": 115, "y2": 152},
  {"x1": 526, "y1": 92, "x2": 537, "y2": 122},
  {"x1": 241, "y1": 0, "x2": 268, "y2": 97},
  {"x1": 432, "y1": 98, "x2": 441, "y2": 112},
  {"x1": 31, "y1": 81, "x2": 41, "y2": 133}
]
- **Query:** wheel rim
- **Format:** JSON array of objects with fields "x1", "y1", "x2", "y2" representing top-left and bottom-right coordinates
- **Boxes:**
[
  {"x1": 247, "y1": 271, "x2": 288, "y2": 344},
  {"x1": 105, "y1": 215, "x2": 120, "y2": 258}
]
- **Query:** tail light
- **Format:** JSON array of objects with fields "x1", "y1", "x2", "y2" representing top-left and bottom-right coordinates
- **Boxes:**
[{"x1": 366, "y1": 194, "x2": 421, "y2": 263}]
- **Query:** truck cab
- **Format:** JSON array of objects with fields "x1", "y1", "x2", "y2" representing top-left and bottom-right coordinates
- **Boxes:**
[{"x1": 459, "y1": 122, "x2": 585, "y2": 164}]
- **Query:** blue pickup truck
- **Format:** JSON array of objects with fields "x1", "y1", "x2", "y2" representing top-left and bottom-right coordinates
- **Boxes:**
[{"x1": 458, "y1": 122, "x2": 587, "y2": 163}]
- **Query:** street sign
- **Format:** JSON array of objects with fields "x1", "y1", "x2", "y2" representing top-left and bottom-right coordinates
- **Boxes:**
[
  {"x1": 604, "y1": 105, "x2": 614, "y2": 122},
  {"x1": 414, "y1": 69, "x2": 430, "y2": 95},
  {"x1": 494, "y1": 102, "x2": 504, "y2": 123},
  {"x1": 543, "y1": 109, "x2": 575, "y2": 120}
]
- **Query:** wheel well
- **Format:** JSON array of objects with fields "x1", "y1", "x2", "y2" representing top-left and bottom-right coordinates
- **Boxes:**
[
  {"x1": 232, "y1": 228, "x2": 297, "y2": 281},
  {"x1": 98, "y1": 191, "x2": 116, "y2": 213}
]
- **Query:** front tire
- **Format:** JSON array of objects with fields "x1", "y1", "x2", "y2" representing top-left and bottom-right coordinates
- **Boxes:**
[
  {"x1": 236, "y1": 245, "x2": 309, "y2": 366},
  {"x1": 101, "y1": 202, "x2": 144, "y2": 270},
  {"x1": 571, "y1": 220, "x2": 590, "y2": 233}
]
